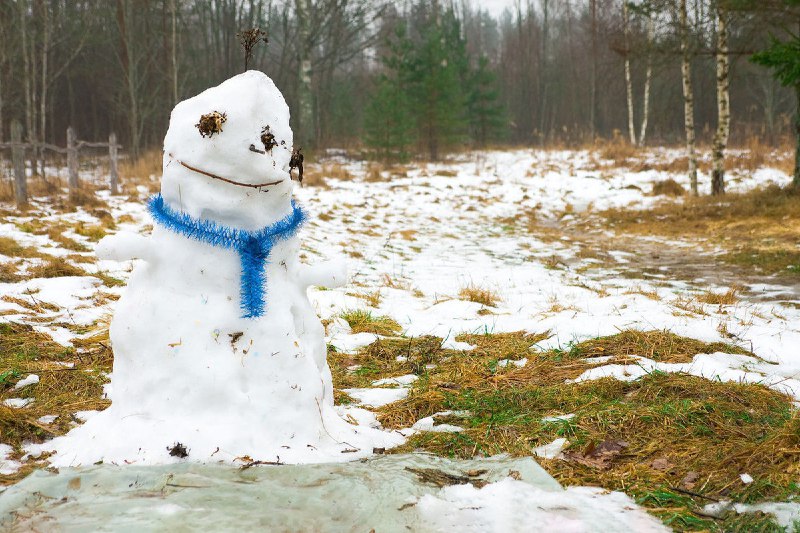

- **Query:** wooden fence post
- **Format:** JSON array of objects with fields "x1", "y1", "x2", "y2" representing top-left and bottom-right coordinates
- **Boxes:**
[
  {"x1": 109, "y1": 132, "x2": 119, "y2": 194},
  {"x1": 67, "y1": 126, "x2": 79, "y2": 202},
  {"x1": 11, "y1": 120, "x2": 27, "y2": 208}
]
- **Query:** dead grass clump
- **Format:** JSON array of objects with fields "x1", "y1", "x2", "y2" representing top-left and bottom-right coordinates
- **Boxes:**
[
  {"x1": 458, "y1": 284, "x2": 500, "y2": 307},
  {"x1": 73, "y1": 222, "x2": 107, "y2": 242},
  {"x1": 569, "y1": 329, "x2": 749, "y2": 363},
  {"x1": 0, "y1": 237, "x2": 40, "y2": 259},
  {"x1": 597, "y1": 137, "x2": 640, "y2": 167},
  {"x1": 0, "y1": 261, "x2": 20, "y2": 282},
  {"x1": 340, "y1": 309, "x2": 402, "y2": 336},
  {"x1": 697, "y1": 286, "x2": 740, "y2": 306},
  {"x1": 365, "y1": 163, "x2": 387, "y2": 182},
  {"x1": 650, "y1": 178, "x2": 685, "y2": 197},
  {"x1": 119, "y1": 149, "x2": 162, "y2": 184},
  {"x1": 28, "y1": 259, "x2": 88, "y2": 279},
  {"x1": 351, "y1": 290, "x2": 382, "y2": 308}
]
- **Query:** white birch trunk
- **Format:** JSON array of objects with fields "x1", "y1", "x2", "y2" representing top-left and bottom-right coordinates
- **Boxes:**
[
  {"x1": 638, "y1": 13, "x2": 654, "y2": 147},
  {"x1": 712, "y1": 7, "x2": 730, "y2": 196},
  {"x1": 623, "y1": 1, "x2": 636, "y2": 145},
  {"x1": 679, "y1": 0, "x2": 698, "y2": 195}
]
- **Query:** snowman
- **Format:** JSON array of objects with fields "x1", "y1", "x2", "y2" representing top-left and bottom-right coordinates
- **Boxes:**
[{"x1": 47, "y1": 71, "x2": 402, "y2": 466}]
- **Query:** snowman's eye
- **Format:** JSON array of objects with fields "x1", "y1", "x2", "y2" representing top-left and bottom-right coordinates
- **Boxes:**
[
  {"x1": 196, "y1": 111, "x2": 227, "y2": 138},
  {"x1": 261, "y1": 126, "x2": 278, "y2": 152}
]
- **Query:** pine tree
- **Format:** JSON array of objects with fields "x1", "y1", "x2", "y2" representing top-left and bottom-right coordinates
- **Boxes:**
[
  {"x1": 466, "y1": 56, "x2": 507, "y2": 147},
  {"x1": 407, "y1": 6, "x2": 468, "y2": 159},
  {"x1": 364, "y1": 74, "x2": 416, "y2": 160},
  {"x1": 748, "y1": 2, "x2": 800, "y2": 188}
]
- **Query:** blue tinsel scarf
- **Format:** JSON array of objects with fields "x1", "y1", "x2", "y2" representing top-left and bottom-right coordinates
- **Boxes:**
[{"x1": 147, "y1": 194, "x2": 306, "y2": 318}]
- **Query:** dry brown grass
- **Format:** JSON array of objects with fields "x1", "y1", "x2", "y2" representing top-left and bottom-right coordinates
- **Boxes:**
[
  {"x1": 697, "y1": 286, "x2": 740, "y2": 306},
  {"x1": 458, "y1": 284, "x2": 500, "y2": 307},
  {"x1": 600, "y1": 185, "x2": 800, "y2": 277},
  {"x1": 0, "y1": 321, "x2": 112, "y2": 484},
  {"x1": 27, "y1": 259, "x2": 89, "y2": 279},
  {"x1": 0, "y1": 237, "x2": 41, "y2": 259},
  {"x1": 650, "y1": 178, "x2": 686, "y2": 197},
  {"x1": 596, "y1": 135, "x2": 640, "y2": 167},
  {"x1": 340, "y1": 309, "x2": 402, "y2": 336},
  {"x1": 119, "y1": 149, "x2": 163, "y2": 184}
]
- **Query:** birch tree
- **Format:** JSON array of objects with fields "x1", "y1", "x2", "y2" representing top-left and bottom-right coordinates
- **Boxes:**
[
  {"x1": 638, "y1": 10, "x2": 654, "y2": 146},
  {"x1": 623, "y1": 1, "x2": 637, "y2": 145},
  {"x1": 679, "y1": 0, "x2": 699, "y2": 195},
  {"x1": 712, "y1": 5, "x2": 731, "y2": 195}
]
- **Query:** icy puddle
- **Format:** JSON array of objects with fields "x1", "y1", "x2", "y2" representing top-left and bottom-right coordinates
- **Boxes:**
[{"x1": 0, "y1": 454, "x2": 665, "y2": 532}]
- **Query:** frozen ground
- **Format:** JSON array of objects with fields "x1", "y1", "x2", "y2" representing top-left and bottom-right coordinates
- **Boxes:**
[{"x1": 1, "y1": 148, "x2": 798, "y2": 529}]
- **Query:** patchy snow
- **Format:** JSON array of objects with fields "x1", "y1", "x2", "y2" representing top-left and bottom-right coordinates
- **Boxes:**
[
  {"x1": 1, "y1": 144, "x2": 799, "y2": 528},
  {"x1": 704, "y1": 500, "x2": 800, "y2": 529},
  {"x1": 372, "y1": 374, "x2": 418, "y2": 387},
  {"x1": 343, "y1": 387, "x2": 409, "y2": 407},
  {"x1": 3, "y1": 398, "x2": 33, "y2": 408},
  {"x1": 13, "y1": 374, "x2": 39, "y2": 390},
  {"x1": 0, "y1": 444, "x2": 21, "y2": 475},
  {"x1": 417, "y1": 477, "x2": 668, "y2": 532},
  {"x1": 532, "y1": 437, "x2": 570, "y2": 459},
  {"x1": 411, "y1": 412, "x2": 464, "y2": 433},
  {"x1": 569, "y1": 352, "x2": 800, "y2": 400},
  {"x1": 497, "y1": 357, "x2": 528, "y2": 368}
]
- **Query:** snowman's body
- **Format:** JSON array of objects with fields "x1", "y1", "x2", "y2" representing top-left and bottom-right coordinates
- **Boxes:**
[{"x1": 48, "y1": 72, "x2": 401, "y2": 466}]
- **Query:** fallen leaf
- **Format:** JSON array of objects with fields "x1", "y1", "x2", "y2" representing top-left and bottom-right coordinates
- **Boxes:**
[
  {"x1": 680, "y1": 471, "x2": 701, "y2": 490},
  {"x1": 564, "y1": 439, "x2": 629, "y2": 470},
  {"x1": 651, "y1": 457, "x2": 672, "y2": 472}
]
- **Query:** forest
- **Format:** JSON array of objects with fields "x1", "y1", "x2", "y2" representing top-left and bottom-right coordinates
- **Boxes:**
[{"x1": 0, "y1": 0, "x2": 798, "y2": 168}]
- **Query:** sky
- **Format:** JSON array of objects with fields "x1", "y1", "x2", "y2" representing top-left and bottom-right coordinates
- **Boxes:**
[{"x1": 473, "y1": 0, "x2": 516, "y2": 18}]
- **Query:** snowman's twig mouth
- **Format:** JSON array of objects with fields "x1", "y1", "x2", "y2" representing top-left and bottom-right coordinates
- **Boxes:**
[{"x1": 169, "y1": 153, "x2": 283, "y2": 189}]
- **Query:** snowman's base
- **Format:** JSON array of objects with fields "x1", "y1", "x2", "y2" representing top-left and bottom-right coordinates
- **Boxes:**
[{"x1": 43, "y1": 403, "x2": 404, "y2": 467}]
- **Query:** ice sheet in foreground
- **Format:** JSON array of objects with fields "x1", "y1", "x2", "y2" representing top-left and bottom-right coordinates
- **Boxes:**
[{"x1": 0, "y1": 454, "x2": 666, "y2": 532}]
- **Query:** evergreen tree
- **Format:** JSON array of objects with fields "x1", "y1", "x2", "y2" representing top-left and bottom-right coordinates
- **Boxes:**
[
  {"x1": 407, "y1": 6, "x2": 468, "y2": 159},
  {"x1": 748, "y1": 1, "x2": 800, "y2": 187},
  {"x1": 364, "y1": 74, "x2": 416, "y2": 160},
  {"x1": 466, "y1": 56, "x2": 508, "y2": 146}
]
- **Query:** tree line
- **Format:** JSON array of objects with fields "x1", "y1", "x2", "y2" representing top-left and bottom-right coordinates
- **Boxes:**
[{"x1": 0, "y1": 1, "x2": 798, "y2": 190}]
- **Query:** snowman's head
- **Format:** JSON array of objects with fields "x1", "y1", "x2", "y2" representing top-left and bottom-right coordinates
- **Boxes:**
[{"x1": 161, "y1": 71, "x2": 296, "y2": 230}]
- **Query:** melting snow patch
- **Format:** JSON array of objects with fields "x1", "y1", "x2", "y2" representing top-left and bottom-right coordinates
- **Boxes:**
[
  {"x1": 542, "y1": 413, "x2": 575, "y2": 423},
  {"x1": 411, "y1": 412, "x2": 464, "y2": 434},
  {"x1": 342, "y1": 388, "x2": 409, "y2": 408},
  {"x1": 13, "y1": 375, "x2": 40, "y2": 390},
  {"x1": 0, "y1": 444, "x2": 21, "y2": 475},
  {"x1": 3, "y1": 398, "x2": 32, "y2": 408},
  {"x1": 37, "y1": 415, "x2": 58, "y2": 425},
  {"x1": 417, "y1": 478, "x2": 668, "y2": 532},
  {"x1": 703, "y1": 501, "x2": 800, "y2": 529},
  {"x1": 497, "y1": 358, "x2": 528, "y2": 368},
  {"x1": 330, "y1": 332, "x2": 380, "y2": 354},
  {"x1": 532, "y1": 438, "x2": 569, "y2": 459},
  {"x1": 372, "y1": 374, "x2": 418, "y2": 387}
]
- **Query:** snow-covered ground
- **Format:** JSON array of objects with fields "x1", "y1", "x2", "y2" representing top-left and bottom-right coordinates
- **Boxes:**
[{"x1": 1, "y1": 148, "x2": 798, "y2": 529}]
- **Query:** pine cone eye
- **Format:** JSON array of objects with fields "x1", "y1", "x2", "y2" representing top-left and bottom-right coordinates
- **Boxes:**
[
  {"x1": 196, "y1": 111, "x2": 227, "y2": 138},
  {"x1": 261, "y1": 126, "x2": 278, "y2": 152}
]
